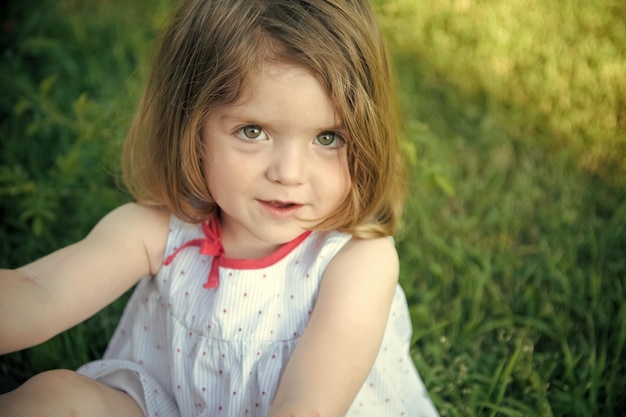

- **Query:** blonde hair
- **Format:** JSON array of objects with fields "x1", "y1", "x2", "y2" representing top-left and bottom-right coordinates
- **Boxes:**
[{"x1": 122, "y1": 0, "x2": 405, "y2": 238}]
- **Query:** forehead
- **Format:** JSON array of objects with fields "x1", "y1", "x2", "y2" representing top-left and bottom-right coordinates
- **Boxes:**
[
  {"x1": 220, "y1": 63, "x2": 343, "y2": 126},
  {"x1": 238, "y1": 63, "x2": 326, "y2": 102}
]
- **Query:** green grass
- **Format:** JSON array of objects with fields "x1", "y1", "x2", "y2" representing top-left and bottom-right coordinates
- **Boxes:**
[
  {"x1": 1, "y1": 0, "x2": 625, "y2": 416},
  {"x1": 375, "y1": 0, "x2": 626, "y2": 183}
]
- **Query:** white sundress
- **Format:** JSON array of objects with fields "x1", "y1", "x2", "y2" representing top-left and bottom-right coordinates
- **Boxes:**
[{"x1": 78, "y1": 215, "x2": 439, "y2": 417}]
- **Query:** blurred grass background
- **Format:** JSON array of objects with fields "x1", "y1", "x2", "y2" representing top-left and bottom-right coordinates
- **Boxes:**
[{"x1": 1, "y1": 0, "x2": 625, "y2": 416}]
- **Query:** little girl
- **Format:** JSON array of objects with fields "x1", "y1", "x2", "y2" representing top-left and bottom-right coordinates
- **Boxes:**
[{"x1": 0, "y1": 0, "x2": 439, "y2": 416}]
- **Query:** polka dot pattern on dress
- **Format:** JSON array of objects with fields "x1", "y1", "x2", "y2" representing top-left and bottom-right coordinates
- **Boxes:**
[{"x1": 76, "y1": 215, "x2": 440, "y2": 417}]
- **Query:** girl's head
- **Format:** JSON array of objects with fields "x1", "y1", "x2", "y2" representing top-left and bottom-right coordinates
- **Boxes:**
[{"x1": 123, "y1": 0, "x2": 405, "y2": 238}]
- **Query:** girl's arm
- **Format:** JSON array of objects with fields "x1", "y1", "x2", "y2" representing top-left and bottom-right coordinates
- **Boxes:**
[
  {"x1": 267, "y1": 236, "x2": 400, "y2": 417},
  {"x1": 0, "y1": 203, "x2": 169, "y2": 354}
]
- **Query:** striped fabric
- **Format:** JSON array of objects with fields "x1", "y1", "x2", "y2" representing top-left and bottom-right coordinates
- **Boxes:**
[{"x1": 78, "y1": 215, "x2": 439, "y2": 417}]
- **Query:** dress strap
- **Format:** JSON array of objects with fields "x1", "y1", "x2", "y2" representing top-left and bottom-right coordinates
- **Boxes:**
[{"x1": 163, "y1": 219, "x2": 223, "y2": 288}]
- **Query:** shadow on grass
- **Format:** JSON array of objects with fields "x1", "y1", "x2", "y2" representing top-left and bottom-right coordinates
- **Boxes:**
[{"x1": 394, "y1": 50, "x2": 626, "y2": 416}]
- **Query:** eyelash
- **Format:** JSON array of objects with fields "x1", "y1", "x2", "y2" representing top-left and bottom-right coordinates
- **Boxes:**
[
  {"x1": 236, "y1": 125, "x2": 345, "y2": 148},
  {"x1": 237, "y1": 125, "x2": 266, "y2": 141},
  {"x1": 315, "y1": 131, "x2": 344, "y2": 148}
]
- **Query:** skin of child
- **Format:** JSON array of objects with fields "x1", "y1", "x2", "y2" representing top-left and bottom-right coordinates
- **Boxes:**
[{"x1": 0, "y1": 1, "x2": 407, "y2": 416}]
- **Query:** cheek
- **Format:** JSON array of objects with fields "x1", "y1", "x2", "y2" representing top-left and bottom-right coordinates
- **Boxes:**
[
  {"x1": 203, "y1": 148, "x2": 253, "y2": 198},
  {"x1": 332, "y1": 155, "x2": 352, "y2": 203},
  {"x1": 202, "y1": 150, "x2": 225, "y2": 199},
  {"x1": 204, "y1": 158, "x2": 228, "y2": 193}
]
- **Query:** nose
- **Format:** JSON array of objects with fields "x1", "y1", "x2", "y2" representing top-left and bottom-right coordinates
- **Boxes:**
[{"x1": 265, "y1": 142, "x2": 305, "y2": 186}]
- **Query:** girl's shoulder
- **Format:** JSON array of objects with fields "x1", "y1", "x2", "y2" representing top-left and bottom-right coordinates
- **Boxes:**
[
  {"x1": 330, "y1": 235, "x2": 399, "y2": 279},
  {"x1": 307, "y1": 229, "x2": 399, "y2": 291},
  {"x1": 93, "y1": 203, "x2": 171, "y2": 275}
]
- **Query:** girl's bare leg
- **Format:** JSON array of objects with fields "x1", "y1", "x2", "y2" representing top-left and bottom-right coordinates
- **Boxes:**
[{"x1": 0, "y1": 369, "x2": 144, "y2": 417}]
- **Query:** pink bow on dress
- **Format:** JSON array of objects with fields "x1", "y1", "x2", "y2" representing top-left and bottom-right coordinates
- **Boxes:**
[{"x1": 163, "y1": 219, "x2": 223, "y2": 288}]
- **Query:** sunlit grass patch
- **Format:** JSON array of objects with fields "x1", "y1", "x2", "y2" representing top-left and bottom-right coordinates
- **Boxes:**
[{"x1": 375, "y1": 0, "x2": 626, "y2": 185}]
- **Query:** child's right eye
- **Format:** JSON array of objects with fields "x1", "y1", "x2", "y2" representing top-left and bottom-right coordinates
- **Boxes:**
[{"x1": 237, "y1": 125, "x2": 267, "y2": 140}]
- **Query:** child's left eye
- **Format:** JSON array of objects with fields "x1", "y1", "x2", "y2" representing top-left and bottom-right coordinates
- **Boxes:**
[
  {"x1": 315, "y1": 131, "x2": 343, "y2": 148},
  {"x1": 237, "y1": 125, "x2": 267, "y2": 140}
]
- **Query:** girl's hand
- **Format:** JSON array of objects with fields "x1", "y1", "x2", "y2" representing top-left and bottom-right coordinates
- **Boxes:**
[
  {"x1": 267, "y1": 236, "x2": 400, "y2": 417},
  {"x1": 0, "y1": 203, "x2": 169, "y2": 354}
]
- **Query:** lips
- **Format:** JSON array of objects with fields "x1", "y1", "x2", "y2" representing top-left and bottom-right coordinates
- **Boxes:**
[
  {"x1": 257, "y1": 199, "x2": 303, "y2": 217},
  {"x1": 267, "y1": 200, "x2": 296, "y2": 208}
]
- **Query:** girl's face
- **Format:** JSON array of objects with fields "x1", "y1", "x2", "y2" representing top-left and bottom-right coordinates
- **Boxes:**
[{"x1": 202, "y1": 64, "x2": 351, "y2": 259}]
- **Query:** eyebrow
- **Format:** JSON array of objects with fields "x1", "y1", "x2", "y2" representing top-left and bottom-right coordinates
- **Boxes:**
[
  {"x1": 216, "y1": 113, "x2": 243, "y2": 123},
  {"x1": 217, "y1": 112, "x2": 347, "y2": 133}
]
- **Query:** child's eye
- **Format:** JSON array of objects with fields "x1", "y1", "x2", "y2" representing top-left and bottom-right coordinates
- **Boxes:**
[
  {"x1": 315, "y1": 131, "x2": 343, "y2": 148},
  {"x1": 237, "y1": 125, "x2": 267, "y2": 140}
]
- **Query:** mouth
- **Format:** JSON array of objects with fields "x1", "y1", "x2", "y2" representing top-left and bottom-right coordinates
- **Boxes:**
[
  {"x1": 265, "y1": 200, "x2": 297, "y2": 208},
  {"x1": 257, "y1": 199, "x2": 303, "y2": 216}
]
